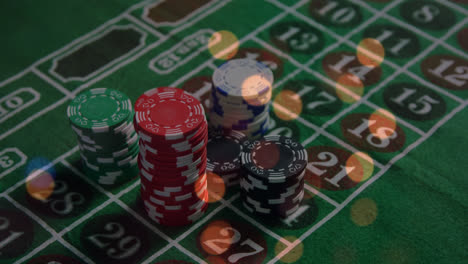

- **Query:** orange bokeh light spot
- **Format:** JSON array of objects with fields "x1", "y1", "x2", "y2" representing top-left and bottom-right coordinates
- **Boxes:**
[
  {"x1": 206, "y1": 171, "x2": 226, "y2": 203},
  {"x1": 350, "y1": 198, "x2": 378, "y2": 226},
  {"x1": 195, "y1": 173, "x2": 210, "y2": 203},
  {"x1": 26, "y1": 169, "x2": 55, "y2": 201},
  {"x1": 273, "y1": 90, "x2": 303, "y2": 121},
  {"x1": 335, "y1": 73, "x2": 364, "y2": 104},
  {"x1": 357, "y1": 38, "x2": 385, "y2": 67},
  {"x1": 346, "y1": 152, "x2": 374, "y2": 183},
  {"x1": 200, "y1": 220, "x2": 234, "y2": 255},
  {"x1": 369, "y1": 109, "x2": 397, "y2": 140},
  {"x1": 241, "y1": 74, "x2": 272, "y2": 106}
]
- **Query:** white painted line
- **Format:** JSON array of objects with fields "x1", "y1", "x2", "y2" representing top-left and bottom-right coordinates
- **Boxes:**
[
  {"x1": 5, "y1": 195, "x2": 95, "y2": 264},
  {"x1": 349, "y1": 0, "x2": 468, "y2": 60},
  {"x1": 267, "y1": 13, "x2": 468, "y2": 264},
  {"x1": 0, "y1": 69, "x2": 31, "y2": 89},
  {"x1": 124, "y1": 13, "x2": 165, "y2": 38},
  {"x1": 63, "y1": 159, "x2": 213, "y2": 264},
  {"x1": 141, "y1": 0, "x2": 220, "y2": 28},
  {"x1": 363, "y1": 100, "x2": 426, "y2": 136},
  {"x1": 0, "y1": 88, "x2": 41, "y2": 124},
  {"x1": 4, "y1": 146, "x2": 79, "y2": 195},
  {"x1": 404, "y1": 70, "x2": 466, "y2": 104},
  {"x1": 32, "y1": 68, "x2": 72, "y2": 98},
  {"x1": 304, "y1": 184, "x2": 339, "y2": 208},
  {"x1": 0, "y1": 97, "x2": 69, "y2": 141},
  {"x1": 49, "y1": 25, "x2": 148, "y2": 83},
  {"x1": 252, "y1": 37, "x2": 385, "y2": 168},
  {"x1": 436, "y1": 0, "x2": 468, "y2": 16},
  {"x1": 221, "y1": 197, "x2": 293, "y2": 246},
  {"x1": 12, "y1": 237, "x2": 56, "y2": 264},
  {"x1": 0, "y1": 148, "x2": 28, "y2": 180},
  {"x1": 142, "y1": 195, "x2": 236, "y2": 264},
  {"x1": 336, "y1": 38, "x2": 465, "y2": 105}
]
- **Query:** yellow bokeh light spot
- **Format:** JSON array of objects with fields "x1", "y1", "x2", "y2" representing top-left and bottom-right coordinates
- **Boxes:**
[
  {"x1": 333, "y1": 246, "x2": 356, "y2": 264},
  {"x1": 26, "y1": 169, "x2": 55, "y2": 201},
  {"x1": 275, "y1": 236, "x2": 303, "y2": 263},
  {"x1": 273, "y1": 90, "x2": 303, "y2": 121},
  {"x1": 241, "y1": 74, "x2": 272, "y2": 106},
  {"x1": 346, "y1": 152, "x2": 374, "y2": 183},
  {"x1": 357, "y1": 38, "x2": 385, "y2": 67},
  {"x1": 369, "y1": 108, "x2": 397, "y2": 140},
  {"x1": 206, "y1": 171, "x2": 226, "y2": 203},
  {"x1": 200, "y1": 220, "x2": 234, "y2": 255},
  {"x1": 335, "y1": 73, "x2": 364, "y2": 104},
  {"x1": 381, "y1": 245, "x2": 414, "y2": 264},
  {"x1": 350, "y1": 198, "x2": 378, "y2": 226},
  {"x1": 208, "y1": 30, "x2": 239, "y2": 60}
]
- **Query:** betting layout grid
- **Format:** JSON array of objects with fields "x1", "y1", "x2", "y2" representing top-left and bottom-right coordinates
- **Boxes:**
[{"x1": 0, "y1": 1, "x2": 466, "y2": 262}]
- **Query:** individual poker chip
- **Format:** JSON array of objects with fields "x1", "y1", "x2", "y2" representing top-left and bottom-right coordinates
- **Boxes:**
[
  {"x1": 139, "y1": 160, "x2": 207, "y2": 184},
  {"x1": 145, "y1": 192, "x2": 209, "y2": 226},
  {"x1": 141, "y1": 172, "x2": 207, "y2": 200},
  {"x1": 134, "y1": 87, "x2": 206, "y2": 141},
  {"x1": 213, "y1": 58, "x2": 273, "y2": 100},
  {"x1": 67, "y1": 88, "x2": 139, "y2": 186},
  {"x1": 211, "y1": 89, "x2": 268, "y2": 113},
  {"x1": 207, "y1": 130, "x2": 246, "y2": 174},
  {"x1": 134, "y1": 87, "x2": 209, "y2": 226},
  {"x1": 206, "y1": 130, "x2": 246, "y2": 188},
  {"x1": 241, "y1": 174, "x2": 304, "y2": 204},
  {"x1": 209, "y1": 59, "x2": 273, "y2": 139},
  {"x1": 139, "y1": 137, "x2": 208, "y2": 165},
  {"x1": 67, "y1": 87, "x2": 133, "y2": 132},
  {"x1": 241, "y1": 169, "x2": 305, "y2": 195},
  {"x1": 241, "y1": 135, "x2": 308, "y2": 182},
  {"x1": 240, "y1": 135, "x2": 307, "y2": 218},
  {"x1": 209, "y1": 112, "x2": 270, "y2": 134},
  {"x1": 83, "y1": 159, "x2": 139, "y2": 186}
]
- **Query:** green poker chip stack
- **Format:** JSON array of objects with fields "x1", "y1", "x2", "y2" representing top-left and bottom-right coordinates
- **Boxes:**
[{"x1": 67, "y1": 88, "x2": 139, "y2": 185}]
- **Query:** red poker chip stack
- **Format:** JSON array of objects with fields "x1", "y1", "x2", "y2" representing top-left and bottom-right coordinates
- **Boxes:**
[{"x1": 134, "y1": 87, "x2": 209, "y2": 226}]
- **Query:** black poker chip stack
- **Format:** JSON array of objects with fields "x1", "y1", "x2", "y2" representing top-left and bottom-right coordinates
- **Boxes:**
[
  {"x1": 206, "y1": 130, "x2": 247, "y2": 187},
  {"x1": 240, "y1": 135, "x2": 307, "y2": 218}
]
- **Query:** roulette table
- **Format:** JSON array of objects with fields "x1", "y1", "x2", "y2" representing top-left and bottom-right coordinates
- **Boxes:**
[{"x1": 0, "y1": 0, "x2": 467, "y2": 263}]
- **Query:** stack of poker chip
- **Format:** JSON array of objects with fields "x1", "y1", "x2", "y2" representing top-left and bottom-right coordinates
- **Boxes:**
[
  {"x1": 206, "y1": 130, "x2": 246, "y2": 187},
  {"x1": 240, "y1": 135, "x2": 307, "y2": 218},
  {"x1": 210, "y1": 58, "x2": 273, "y2": 138},
  {"x1": 67, "y1": 88, "x2": 139, "y2": 185},
  {"x1": 133, "y1": 87, "x2": 209, "y2": 226}
]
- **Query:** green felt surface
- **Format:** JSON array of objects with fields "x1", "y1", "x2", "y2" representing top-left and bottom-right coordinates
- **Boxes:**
[{"x1": 0, "y1": 0, "x2": 467, "y2": 263}]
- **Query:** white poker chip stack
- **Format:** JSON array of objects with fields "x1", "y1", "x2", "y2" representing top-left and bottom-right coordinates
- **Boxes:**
[{"x1": 209, "y1": 59, "x2": 273, "y2": 138}]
